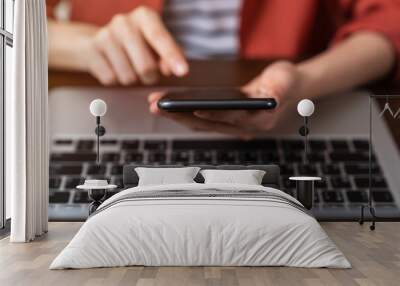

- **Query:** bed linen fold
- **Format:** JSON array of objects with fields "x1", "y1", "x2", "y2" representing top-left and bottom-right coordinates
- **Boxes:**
[{"x1": 50, "y1": 183, "x2": 351, "y2": 269}]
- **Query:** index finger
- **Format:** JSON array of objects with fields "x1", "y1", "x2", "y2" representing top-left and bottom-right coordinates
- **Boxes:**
[
  {"x1": 132, "y1": 9, "x2": 189, "y2": 77},
  {"x1": 148, "y1": 91, "x2": 165, "y2": 104}
]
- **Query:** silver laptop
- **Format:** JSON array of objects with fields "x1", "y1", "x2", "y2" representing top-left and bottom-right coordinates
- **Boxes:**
[{"x1": 48, "y1": 87, "x2": 400, "y2": 221}]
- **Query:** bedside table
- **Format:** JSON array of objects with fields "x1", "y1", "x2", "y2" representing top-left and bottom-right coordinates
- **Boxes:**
[
  {"x1": 289, "y1": 177, "x2": 321, "y2": 210},
  {"x1": 77, "y1": 180, "x2": 117, "y2": 215}
]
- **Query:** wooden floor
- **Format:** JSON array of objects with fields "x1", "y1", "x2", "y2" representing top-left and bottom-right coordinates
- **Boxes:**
[{"x1": 0, "y1": 222, "x2": 399, "y2": 286}]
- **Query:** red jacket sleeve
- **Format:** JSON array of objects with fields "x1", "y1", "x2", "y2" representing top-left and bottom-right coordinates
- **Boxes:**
[
  {"x1": 46, "y1": 0, "x2": 61, "y2": 18},
  {"x1": 332, "y1": 0, "x2": 400, "y2": 81}
]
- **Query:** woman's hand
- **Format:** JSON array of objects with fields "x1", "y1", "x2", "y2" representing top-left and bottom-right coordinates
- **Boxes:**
[
  {"x1": 148, "y1": 61, "x2": 304, "y2": 139},
  {"x1": 79, "y1": 6, "x2": 188, "y2": 86}
]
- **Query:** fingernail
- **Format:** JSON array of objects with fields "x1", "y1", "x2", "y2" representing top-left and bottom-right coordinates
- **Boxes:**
[
  {"x1": 142, "y1": 72, "x2": 159, "y2": 85},
  {"x1": 101, "y1": 74, "x2": 115, "y2": 86},
  {"x1": 173, "y1": 61, "x2": 188, "y2": 77}
]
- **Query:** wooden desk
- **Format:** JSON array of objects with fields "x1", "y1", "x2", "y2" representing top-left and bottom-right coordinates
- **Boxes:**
[
  {"x1": 49, "y1": 60, "x2": 270, "y2": 89},
  {"x1": 49, "y1": 60, "x2": 400, "y2": 146}
]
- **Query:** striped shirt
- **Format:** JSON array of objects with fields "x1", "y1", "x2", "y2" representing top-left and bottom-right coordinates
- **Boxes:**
[{"x1": 163, "y1": 0, "x2": 242, "y2": 59}]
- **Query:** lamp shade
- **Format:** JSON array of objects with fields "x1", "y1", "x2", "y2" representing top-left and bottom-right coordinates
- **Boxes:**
[
  {"x1": 297, "y1": 99, "x2": 315, "y2": 117},
  {"x1": 90, "y1": 99, "x2": 107, "y2": 117}
]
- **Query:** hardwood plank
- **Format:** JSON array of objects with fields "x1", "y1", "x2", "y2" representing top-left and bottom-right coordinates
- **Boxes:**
[{"x1": 0, "y1": 222, "x2": 399, "y2": 286}]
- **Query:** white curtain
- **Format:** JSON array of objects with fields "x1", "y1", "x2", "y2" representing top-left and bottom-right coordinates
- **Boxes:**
[{"x1": 8, "y1": 0, "x2": 49, "y2": 242}]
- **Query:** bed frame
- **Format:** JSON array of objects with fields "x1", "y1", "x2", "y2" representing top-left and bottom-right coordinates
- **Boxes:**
[
  {"x1": 86, "y1": 165, "x2": 282, "y2": 214},
  {"x1": 122, "y1": 164, "x2": 281, "y2": 188}
]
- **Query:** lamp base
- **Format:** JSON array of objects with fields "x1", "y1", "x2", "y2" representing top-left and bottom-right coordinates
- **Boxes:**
[
  {"x1": 88, "y1": 188, "x2": 107, "y2": 215},
  {"x1": 289, "y1": 177, "x2": 321, "y2": 210},
  {"x1": 298, "y1": 126, "x2": 309, "y2": 136},
  {"x1": 296, "y1": 180, "x2": 314, "y2": 210},
  {"x1": 359, "y1": 205, "x2": 376, "y2": 231}
]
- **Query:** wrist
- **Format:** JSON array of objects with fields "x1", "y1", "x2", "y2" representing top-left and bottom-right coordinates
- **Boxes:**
[
  {"x1": 48, "y1": 21, "x2": 98, "y2": 71},
  {"x1": 295, "y1": 61, "x2": 323, "y2": 100},
  {"x1": 75, "y1": 35, "x2": 95, "y2": 71}
]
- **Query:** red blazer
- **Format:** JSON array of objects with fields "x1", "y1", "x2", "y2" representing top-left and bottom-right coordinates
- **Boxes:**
[{"x1": 47, "y1": 0, "x2": 400, "y2": 79}]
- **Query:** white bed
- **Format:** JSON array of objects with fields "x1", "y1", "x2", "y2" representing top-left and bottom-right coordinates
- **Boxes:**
[{"x1": 50, "y1": 183, "x2": 351, "y2": 269}]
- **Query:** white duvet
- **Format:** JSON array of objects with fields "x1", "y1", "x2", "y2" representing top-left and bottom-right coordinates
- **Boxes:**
[{"x1": 50, "y1": 183, "x2": 351, "y2": 269}]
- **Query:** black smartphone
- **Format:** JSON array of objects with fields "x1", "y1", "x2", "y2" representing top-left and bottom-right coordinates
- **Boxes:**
[{"x1": 157, "y1": 88, "x2": 277, "y2": 112}]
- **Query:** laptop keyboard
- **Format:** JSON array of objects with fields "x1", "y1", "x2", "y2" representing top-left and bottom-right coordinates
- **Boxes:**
[{"x1": 49, "y1": 137, "x2": 398, "y2": 221}]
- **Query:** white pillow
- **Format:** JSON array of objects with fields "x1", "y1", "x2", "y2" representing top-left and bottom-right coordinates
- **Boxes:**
[
  {"x1": 135, "y1": 167, "x2": 201, "y2": 186},
  {"x1": 200, "y1": 169, "x2": 266, "y2": 185}
]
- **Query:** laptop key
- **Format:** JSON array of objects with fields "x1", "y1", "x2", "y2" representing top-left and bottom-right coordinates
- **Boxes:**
[
  {"x1": 314, "y1": 192, "x2": 320, "y2": 203},
  {"x1": 354, "y1": 177, "x2": 387, "y2": 188},
  {"x1": 322, "y1": 190, "x2": 344, "y2": 203},
  {"x1": 321, "y1": 164, "x2": 341, "y2": 175},
  {"x1": 87, "y1": 176, "x2": 110, "y2": 182},
  {"x1": 372, "y1": 191, "x2": 394, "y2": 203},
  {"x1": 173, "y1": 139, "x2": 277, "y2": 151},
  {"x1": 110, "y1": 165, "x2": 123, "y2": 175},
  {"x1": 284, "y1": 153, "x2": 302, "y2": 162},
  {"x1": 345, "y1": 164, "x2": 381, "y2": 175},
  {"x1": 331, "y1": 140, "x2": 349, "y2": 150},
  {"x1": 51, "y1": 153, "x2": 96, "y2": 162},
  {"x1": 238, "y1": 151, "x2": 259, "y2": 164},
  {"x1": 309, "y1": 140, "x2": 326, "y2": 151},
  {"x1": 100, "y1": 139, "x2": 118, "y2": 145},
  {"x1": 125, "y1": 152, "x2": 144, "y2": 163},
  {"x1": 102, "y1": 153, "x2": 120, "y2": 162},
  {"x1": 246, "y1": 139, "x2": 278, "y2": 150},
  {"x1": 216, "y1": 151, "x2": 236, "y2": 164},
  {"x1": 121, "y1": 140, "x2": 139, "y2": 150},
  {"x1": 282, "y1": 177, "x2": 296, "y2": 189},
  {"x1": 210, "y1": 140, "x2": 239, "y2": 150},
  {"x1": 148, "y1": 152, "x2": 166, "y2": 163},
  {"x1": 227, "y1": 139, "x2": 277, "y2": 150},
  {"x1": 87, "y1": 164, "x2": 107, "y2": 175},
  {"x1": 49, "y1": 191, "x2": 70, "y2": 204},
  {"x1": 50, "y1": 164, "x2": 82, "y2": 175},
  {"x1": 281, "y1": 140, "x2": 304, "y2": 150},
  {"x1": 77, "y1": 140, "x2": 95, "y2": 151},
  {"x1": 298, "y1": 165, "x2": 318, "y2": 176},
  {"x1": 171, "y1": 151, "x2": 190, "y2": 164},
  {"x1": 330, "y1": 177, "x2": 351, "y2": 188},
  {"x1": 260, "y1": 152, "x2": 279, "y2": 163},
  {"x1": 54, "y1": 139, "x2": 73, "y2": 145},
  {"x1": 330, "y1": 152, "x2": 371, "y2": 162},
  {"x1": 308, "y1": 152, "x2": 325, "y2": 163},
  {"x1": 346, "y1": 190, "x2": 368, "y2": 203},
  {"x1": 173, "y1": 140, "x2": 219, "y2": 150},
  {"x1": 112, "y1": 176, "x2": 124, "y2": 188},
  {"x1": 280, "y1": 165, "x2": 295, "y2": 176},
  {"x1": 144, "y1": 140, "x2": 167, "y2": 150},
  {"x1": 65, "y1": 177, "x2": 85, "y2": 189},
  {"x1": 74, "y1": 191, "x2": 90, "y2": 204},
  {"x1": 315, "y1": 180, "x2": 327, "y2": 189},
  {"x1": 353, "y1": 140, "x2": 369, "y2": 150},
  {"x1": 49, "y1": 177, "x2": 62, "y2": 189},
  {"x1": 193, "y1": 150, "x2": 213, "y2": 164}
]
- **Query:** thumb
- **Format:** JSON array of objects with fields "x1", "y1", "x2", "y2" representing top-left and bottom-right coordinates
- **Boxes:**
[{"x1": 256, "y1": 61, "x2": 297, "y2": 103}]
